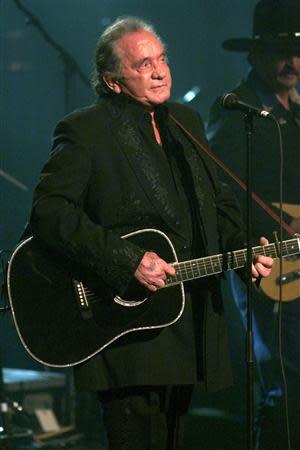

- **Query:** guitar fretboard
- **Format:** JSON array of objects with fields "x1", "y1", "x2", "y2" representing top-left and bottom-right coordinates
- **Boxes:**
[{"x1": 165, "y1": 238, "x2": 300, "y2": 287}]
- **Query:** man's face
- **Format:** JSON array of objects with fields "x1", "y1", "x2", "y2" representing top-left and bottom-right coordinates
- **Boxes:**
[
  {"x1": 255, "y1": 46, "x2": 300, "y2": 92},
  {"x1": 112, "y1": 30, "x2": 172, "y2": 107}
]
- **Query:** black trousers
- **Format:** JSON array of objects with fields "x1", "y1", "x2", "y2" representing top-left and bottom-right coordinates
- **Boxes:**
[{"x1": 99, "y1": 385, "x2": 193, "y2": 450}]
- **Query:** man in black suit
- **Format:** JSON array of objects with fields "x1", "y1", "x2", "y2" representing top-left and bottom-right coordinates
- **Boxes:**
[
  {"x1": 208, "y1": 1, "x2": 300, "y2": 448},
  {"x1": 29, "y1": 17, "x2": 273, "y2": 450}
]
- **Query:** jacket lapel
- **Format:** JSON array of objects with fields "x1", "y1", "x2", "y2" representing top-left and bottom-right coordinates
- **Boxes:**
[
  {"x1": 168, "y1": 116, "x2": 212, "y2": 251},
  {"x1": 105, "y1": 96, "x2": 180, "y2": 232}
]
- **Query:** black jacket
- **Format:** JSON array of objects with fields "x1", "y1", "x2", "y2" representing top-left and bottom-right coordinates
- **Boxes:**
[{"x1": 30, "y1": 94, "x2": 245, "y2": 392}]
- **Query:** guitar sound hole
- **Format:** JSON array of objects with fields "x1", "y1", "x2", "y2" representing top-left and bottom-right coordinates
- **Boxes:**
[{"x1": 122, "y1": 277, "x2": 148, "y2": 303}]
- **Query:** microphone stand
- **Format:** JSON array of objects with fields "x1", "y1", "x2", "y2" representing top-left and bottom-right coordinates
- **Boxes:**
[{"x1": 244, "y1": 112, "x2": 255, "y2": 450}]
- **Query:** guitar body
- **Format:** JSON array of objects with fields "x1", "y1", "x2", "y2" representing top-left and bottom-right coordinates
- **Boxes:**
[
  {"x1": 7, "y1": 229, "x2": 184, "y2": 367},
  {"x1": 260, "y1": 255, "x2": 300, "y2": 302}
]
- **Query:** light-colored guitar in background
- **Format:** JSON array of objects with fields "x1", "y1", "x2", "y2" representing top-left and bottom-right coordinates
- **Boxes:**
[{"x1": 260, "y1": 203, "x2": 300, "y2": 302}]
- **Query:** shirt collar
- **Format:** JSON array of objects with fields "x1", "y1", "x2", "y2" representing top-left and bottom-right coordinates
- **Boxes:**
[{"x1": 101, "y1": 92, "x2": 169, "y2": 123}]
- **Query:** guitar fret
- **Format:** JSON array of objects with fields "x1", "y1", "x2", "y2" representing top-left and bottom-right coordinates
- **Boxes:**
[
  {"x1": 218, "y1": 254, "x2": 223, "y2": 271},
  {"x1": 212, "y1": 255, "x2": 222, "y2": 272},
  {"x1": 233, "y1": 251, "x2": 240, "y2": 269},
  {"x1": 198, "y1": 260, "x2": 209, "y2": 276},
  {"x1": 182, "y1": 262, "x2": 190, "y2": 281},
  {"x1": 199, "y1": 259, "x2": 208, "y2": 276},
  {"x1": 169, "y1": 264, "x2": 180, "y2": 284},
  {"x1": 206, "y1": 257, "x2": 215, "y2": 275},
  {"x1": 179, "y1": 263, "x2": 189, "y2": 282},
  {"x1": 190, "y1": 261, "x2": 200, "y2": 279}
]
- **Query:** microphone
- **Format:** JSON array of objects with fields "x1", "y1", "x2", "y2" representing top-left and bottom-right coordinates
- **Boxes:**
[{"x1": 221, "y1": 92, "x2": 273, "y2": 118}]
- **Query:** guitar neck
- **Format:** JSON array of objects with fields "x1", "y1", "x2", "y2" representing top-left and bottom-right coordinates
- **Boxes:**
[{"x1": 166, "y1": 237, "x2": 300, "y2": 286}]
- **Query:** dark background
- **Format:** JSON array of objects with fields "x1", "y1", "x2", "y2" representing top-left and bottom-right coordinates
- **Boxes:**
[{"x1": 0, "y1": 1, "x2": 266, "y2": 447}]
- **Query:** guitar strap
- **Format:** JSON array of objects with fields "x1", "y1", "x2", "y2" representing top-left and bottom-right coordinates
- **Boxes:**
[{"x1": 170, "y1": 114, "x2": 295, "y2": 236}]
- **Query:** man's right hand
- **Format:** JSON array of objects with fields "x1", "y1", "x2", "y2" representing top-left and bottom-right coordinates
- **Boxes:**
[{"x1": 134, "y1": 251, "x2": 176, "y2": 292}]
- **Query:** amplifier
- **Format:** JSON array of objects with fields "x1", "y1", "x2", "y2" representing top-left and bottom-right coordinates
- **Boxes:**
[{"x1": 2, "y1": 367, "x2": 73, "y2": 436}]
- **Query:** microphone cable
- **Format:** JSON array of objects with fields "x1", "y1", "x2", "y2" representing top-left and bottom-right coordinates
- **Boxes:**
[{"x1": 272, "y1": 118, "x2": 291, "y2": 450}]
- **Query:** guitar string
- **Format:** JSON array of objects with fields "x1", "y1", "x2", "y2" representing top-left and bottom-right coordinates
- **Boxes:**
[
  {"x1": 81, "y1": 239, "x2": 300, "y2": 296},
  {"x1": 168, "y1": 240, "x2": 299, "y2": 282}
]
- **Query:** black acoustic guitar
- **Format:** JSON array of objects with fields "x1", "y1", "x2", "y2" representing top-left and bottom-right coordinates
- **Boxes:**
[{"x1": 6, "y1": 228, "x2": 300, "y2": 368}]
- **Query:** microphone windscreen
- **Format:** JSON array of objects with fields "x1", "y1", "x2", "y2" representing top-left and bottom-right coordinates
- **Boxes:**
[{"x1": 220, "y1": 93, "x2": 239, "y2": 109}]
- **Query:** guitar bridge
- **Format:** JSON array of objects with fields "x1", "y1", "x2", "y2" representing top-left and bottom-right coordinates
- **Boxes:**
[{"x1": 73, "y1": 279, "x2": 93, "y2": 319}]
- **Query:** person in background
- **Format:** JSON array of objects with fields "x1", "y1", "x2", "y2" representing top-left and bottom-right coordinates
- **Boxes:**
[
  {"x1": 28, "y1": 16, "x2": 273, "y2": 450},
  {"x1": 208, "y1": 1, "x2": 300, "y2": 448}
]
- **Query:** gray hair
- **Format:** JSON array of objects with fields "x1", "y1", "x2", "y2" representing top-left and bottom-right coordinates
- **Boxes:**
[{"x1": 91, "y1": 16, "x2": 164, "y2": 96}]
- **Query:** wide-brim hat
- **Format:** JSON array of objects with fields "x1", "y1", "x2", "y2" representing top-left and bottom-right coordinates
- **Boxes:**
[{"x1": 223, "y1": 0, "x2": 300, "y2": 52}]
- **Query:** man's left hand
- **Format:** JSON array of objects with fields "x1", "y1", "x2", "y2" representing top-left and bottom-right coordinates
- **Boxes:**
[{"x1": 251, "y1": 236, "x2": 274, "y2": 282}]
